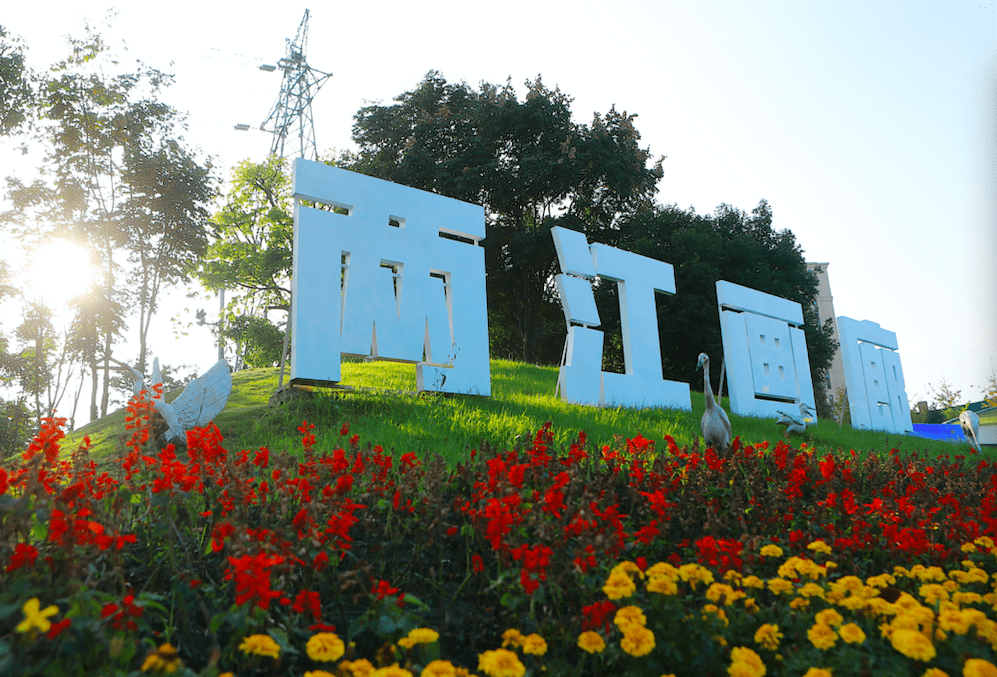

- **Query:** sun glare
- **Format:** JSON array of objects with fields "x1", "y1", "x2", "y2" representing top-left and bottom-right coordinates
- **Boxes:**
[{"x1": 22, "y1": 240, "x2": 98, "y2": 309}]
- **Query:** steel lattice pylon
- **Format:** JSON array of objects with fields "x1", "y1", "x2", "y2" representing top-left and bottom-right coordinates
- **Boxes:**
[{"x1": 260, "y1": 9, "x2": 331, "y2": 161}]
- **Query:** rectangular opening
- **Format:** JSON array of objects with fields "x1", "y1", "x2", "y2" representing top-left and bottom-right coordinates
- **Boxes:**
[
  {"x1": 759, "y1": 334, "x2": 766, "y2": 345},
  {"x1": 299, "y1": 198, "x2": 353, "y2": 215},
  {"x1": 774, "y1": 337, "x2": 781, "y2": 349},
  {"x1": 439, "y1": 230, "x2": 477, "y2": 245},
  {"x1": 778, "y1": 365, "x2": 785, "y2": 378},
  {"x1": 763, "y1": 362, "x2": 770, "y2": 376},
  {"x1": 388, "y1": 216, "x2": 405, "y2": 228}
]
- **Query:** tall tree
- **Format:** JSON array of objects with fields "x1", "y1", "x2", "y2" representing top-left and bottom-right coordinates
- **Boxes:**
[
  {"x1": 196, "y1": 156, "x2": 292, "y2": 369},
  {"x1": 2, "y1": 28, "x2": 214, "y2": 415},
  {"x1": 0, "y1": 25, "x2": 33, "y2": 136},
  {"x1": 343, "y1": 72, "x2": 663, "y2": 362}
]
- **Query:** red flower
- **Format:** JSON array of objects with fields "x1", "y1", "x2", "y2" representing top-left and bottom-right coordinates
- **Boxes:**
[
  {"x1": 6, "y1": 542, "x2": 38, "y2": 572},
  {"x1": 47, "y1": 618, "x2": 71, "y2": 640},
  {"x1": 371, "y1": 579, "x2": 399, "y2": 601}
]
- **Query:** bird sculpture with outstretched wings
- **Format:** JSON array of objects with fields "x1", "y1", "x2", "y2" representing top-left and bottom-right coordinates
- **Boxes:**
[{"x1": 110, "y1": 357, "x2": 232, "y2": 443}]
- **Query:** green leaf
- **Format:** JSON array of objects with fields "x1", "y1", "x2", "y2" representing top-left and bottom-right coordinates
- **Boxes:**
[{"x1": 376, "y1": 614, "x2": 397, "y2": 636}]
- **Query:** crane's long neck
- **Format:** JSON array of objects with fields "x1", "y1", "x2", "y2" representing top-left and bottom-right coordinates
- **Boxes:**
[{"x1": 703, "y1": 360, "x2": 717, "y2": 409}]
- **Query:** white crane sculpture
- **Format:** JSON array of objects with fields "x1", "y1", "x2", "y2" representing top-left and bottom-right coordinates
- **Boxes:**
[
  {"x1": 776, "y1": 401, "x2": 816, "y2": 438},
  {"x1": 960, "y1": 410, "x2": 981, "y2": 452},
  {"x1": 697, "y1": 352, "x2": 732, "y2": 454},
  {"x1": 110, "y1": 357, "x2": 232, "y2": 443}
]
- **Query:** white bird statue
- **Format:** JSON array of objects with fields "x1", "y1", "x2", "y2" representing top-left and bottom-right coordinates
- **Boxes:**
[
  {"x1": 776, "y1": 401, "x2": 816, "y2": 438},
  {"x1": 697, "y1": 352, "x2": 732, "y2": 454},
  {"x1": 109, "y1": 357, "x2": 232, "y2": 443},
  {"x1": 960, "y1": 410, "x2": 981, "y2": 452}
]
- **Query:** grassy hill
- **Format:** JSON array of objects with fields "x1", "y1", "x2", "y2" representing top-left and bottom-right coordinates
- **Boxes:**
[{"x1": 64, "y1": 359, "x2": 987, "y2": 465}]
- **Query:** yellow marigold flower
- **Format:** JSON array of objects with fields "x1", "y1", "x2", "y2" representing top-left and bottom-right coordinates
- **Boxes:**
[
  {"x1": 612, "y1": 561, "x2": 645, "y2": 579},
  {"x1": 141, "y1": 643, "x2": 181, "y2": 675},
  {"x1": 920, "y1": 669, "x2": 950, "y2": 677},
  {"x1": 478, "y1": 649, "x2": 525, "y2": 677},
  {"x1": 501, "y1": 628, "x2": 523, "y2": 648},
  {"x1": 917, "y1": 567, "x2": 947, "y2": 583},
  {"x1": 743, "y1": 597, "x2": 760, "y2": 613},
  {"x1": 975, "y1": 536, "x2": 996, "y2": 550},
  {"x1": 645, "y1": 562, "x2": 680, "y2": 580},
  {"x1": 754, "y1": 623, "x2": 782, "y2": 651},
  {"x1": 790, "y1": 597, "x2": 810, "y2": 610},
  {"x1": 239, "y1": 634, "x2": 280, "y2": 659},
  {"x1": 577, "y1": 631, "x2": 606, "y2": 654},
  {"x1": 305, "y1": 671, "x2": 336, "y2": 677},
  {"x1": 839, "y1": 595, "x2": 870, "y2": 611},
  {"x1": 421, "y1": 660, "x2": 458, "y2": 677},
  {"x1": 867, "y1": 573, "x2": 896, "y2": 588},
  {"x1": 16, "y1": 598, "x2": 59, "y2": 635},
  {"x1": 603, "y1": 571, "x2": 637, "y2": 600},
  {"x1": 707, "y1": 583, "x2": 736, "y2": 605},
  {"x1": 343, "y1": 659, "x2": 376, "y2": 677},
  {"x1": 647, "y1": 576, "x2": 678, "y2": 595},
  {"x1": 702, "y1": 604, "x2": 729, "y2": 626},
  {"x1": 767, "y1": 578, "x2": 794, "y2": 595},
  {"x1": 798, "y1": 582, "x2": 826, "y2": 599},
  {"x1": 953, "y1": 568, "x2": 990, "y2": 585},
  {"x1": 760, "y1": 544, "x2": 783, "y2": 558},
  {"x1": 964, "y1": 658, "x2": 997, "y2": 677},
  {"x1": 937, "y1": 609, "x2": 971, "y2": 635},
  {"x1": 620, "y1": 626, "x2": 655, "y2": 657},
  {"x1": 521, "y1": 633, "x2": 546, "y2": 656},
  {"x1": 725, "y1": 570, "x2": 743, "y2": 584},
  {"x1": 728, "y1": 646, "x2": 766, "y2": 677},
  {"x1": 715, "y1": 635, "x2": 728, "y2": 646},
  {"x1": 307, "y1": 632, "x2": 345, "y2": 662},
  {"x1": 977, "y1": 620, "x2": 997, "y2": 649},
  {"x1": 962, "y1": 543, "x2": 978, "y2": 553},
  {"x1": 802, "y1": 670, "x2": 832, "y2": 677},
  {"x1": 678, "y1": 563, "x2": 715, "y2": 589},
  {"x1": 815, "y1": 609, "x2": 844, "y2": 627},
  {"x1": 839, "y1": 623, "x2": 866, "y2": 644},
  {"x1": 373, "y1": 664, "x2": 414, "y2": 677},
  {"x1": 890, "y1": 628, "x2": 936, "y2": 662},
  {"x1": 807, "y1": 623, "x2": 838, "y2": 650},
  {"x1": 615, "y1": 605, "x2": 647, "y2": 632},
  {"x1": 807, "y1": 540, "x2": 832, "y2": 555},
  {"x1": 408, "y1": 628, "x2": 441, "y2": 645},
  {"x1": 864, "y1": 597, "x2": 896, "y2": 617}
]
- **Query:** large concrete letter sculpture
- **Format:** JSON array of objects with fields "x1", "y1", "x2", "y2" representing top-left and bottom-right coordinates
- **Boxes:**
[
  {"x1": 836, "y1": 317, "x2": 912, "y2": 433},
  {"x1": 291, "y1": 159, "x2": 491, "y2": 395},
  {"x1": 551, "y1": 226, "x2": 691, "y2": 410},
  {"x1": 716, "y1": 281, "x2": 817, "y2": 419}
]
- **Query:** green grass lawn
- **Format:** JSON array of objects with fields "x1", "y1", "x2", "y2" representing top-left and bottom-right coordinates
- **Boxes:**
[{"x1": 64, "y1": 359, "x2": 988, "y2": 466}]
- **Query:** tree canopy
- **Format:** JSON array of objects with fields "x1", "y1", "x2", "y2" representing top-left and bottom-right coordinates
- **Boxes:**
[{"x1": 342, "y1": 72, "x2": 663, "y2": 362}]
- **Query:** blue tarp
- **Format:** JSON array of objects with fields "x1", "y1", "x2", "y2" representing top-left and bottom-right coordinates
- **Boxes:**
[{"x1": 909, "y1": 423, "x2": 966, "y2": 443}]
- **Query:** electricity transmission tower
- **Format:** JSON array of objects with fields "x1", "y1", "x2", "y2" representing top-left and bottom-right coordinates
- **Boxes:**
[{"x1": 260, "y1": 9, "x2": 331, "y2": 161}]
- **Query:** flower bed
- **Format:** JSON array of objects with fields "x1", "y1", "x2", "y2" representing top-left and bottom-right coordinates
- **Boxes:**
[{"x1": 1, "y1": 390, "x2": 996, "y2": 676}]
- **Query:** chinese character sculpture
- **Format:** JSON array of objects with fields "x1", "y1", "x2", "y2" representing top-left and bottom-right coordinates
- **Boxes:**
[
  {"x1": 836, "y1": 317, "x2": 912, "y2": 433},
  {"x1": 716, "y1": 280, "x2": 817, "y2": 419},
  {"x1": 290, "y1": 159, "x2": 491, "y2": 396},
  {"x1": 550, "y1": 226, "x2": 691, "y2": 410}
]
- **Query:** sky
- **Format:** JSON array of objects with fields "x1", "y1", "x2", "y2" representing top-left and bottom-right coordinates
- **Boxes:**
[{"x1": 1, "y1": 1, "x2": 995, "y2": 426}]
